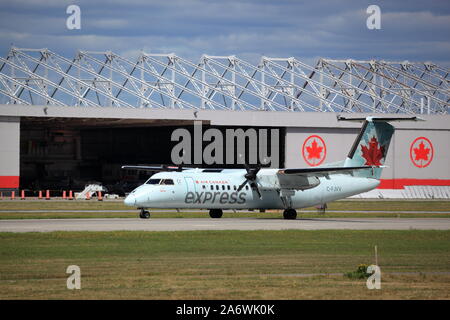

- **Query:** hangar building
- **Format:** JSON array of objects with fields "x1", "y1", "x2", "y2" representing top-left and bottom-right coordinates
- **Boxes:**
[{"x1": 0, "y1": 48, "x2": 448, "y2": 197}]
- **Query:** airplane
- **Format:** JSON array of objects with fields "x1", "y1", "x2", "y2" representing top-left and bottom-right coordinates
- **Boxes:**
[{"x1": 123, "y1": 116, "x2": 421, "y2": 219}]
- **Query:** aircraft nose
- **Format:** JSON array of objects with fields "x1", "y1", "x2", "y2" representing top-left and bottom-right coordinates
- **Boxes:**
[{"x1": 124, "y1": 194, "x2": 136, "y2": 206}]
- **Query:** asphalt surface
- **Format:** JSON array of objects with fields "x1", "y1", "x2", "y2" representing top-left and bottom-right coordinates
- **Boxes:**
[
  {"x1": 0, "y1": 218, "x2": 449, "y2": 232},
  {"x1": 1, "y1": 209, "x2": 450, "y2": 214}
]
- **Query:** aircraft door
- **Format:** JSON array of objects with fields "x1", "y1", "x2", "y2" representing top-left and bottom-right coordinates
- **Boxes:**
[{"x1": 184, "y1": 177, "x2": 197, "y2": 193}]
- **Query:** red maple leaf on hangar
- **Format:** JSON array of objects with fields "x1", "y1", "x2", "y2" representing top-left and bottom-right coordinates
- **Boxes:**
[
  {"x1": 306, "y1": 139, "x2": 323, "y2": 159},
  {"x1": 361, "y1": 136, "x2": 385, "y2": 166},
  {"x1": 413, "y1": 141, "x2": 430, "y2": 161}
]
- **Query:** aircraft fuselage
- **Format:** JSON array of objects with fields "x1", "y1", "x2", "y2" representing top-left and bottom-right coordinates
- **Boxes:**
[{"x1": 124, "y1": 169, "x2": 379, "y2": 210}]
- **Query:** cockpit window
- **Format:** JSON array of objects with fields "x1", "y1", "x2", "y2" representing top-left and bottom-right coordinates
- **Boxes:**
[
  {"x1": 145, "y1": 178, "x2": 175, "y2": 185},
  {"x1": 145, "y1": 179, "x2": 161, "y2": 184}
]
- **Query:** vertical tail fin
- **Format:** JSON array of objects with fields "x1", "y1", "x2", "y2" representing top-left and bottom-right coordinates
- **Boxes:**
[{"x1": 338, "y1": 116, "x2": 422, "y2": 179}]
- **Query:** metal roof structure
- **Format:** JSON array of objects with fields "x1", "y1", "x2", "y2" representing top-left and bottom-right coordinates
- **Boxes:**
[{"x1": 0, "y1": 47, "x2": 448, "y2": 114}]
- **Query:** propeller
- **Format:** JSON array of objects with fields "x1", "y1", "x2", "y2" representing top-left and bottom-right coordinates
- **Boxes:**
[{"x1": 237, "y1": 163, "x2": 262, "y2": 199}]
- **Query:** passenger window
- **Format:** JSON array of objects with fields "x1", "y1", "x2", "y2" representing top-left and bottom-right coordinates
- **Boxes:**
[
  {"x1": 222, "y1": 185, "x2": 225, "y2": 190},
  {"x1": 216, "y1": 185, "x2": 219, "y2": 190},
  {"x1": 210, "y1": 185, "x2": 214, "y2": 191},
  {"x1": 245, "y1": 185, "x2": 249, "y2": 190},
  {"x1": 227, "y1": 185, "x2": 230, "y2": 191},
  {"x1": 234, "y1": 185, "x2": 237, "y2": 190}
]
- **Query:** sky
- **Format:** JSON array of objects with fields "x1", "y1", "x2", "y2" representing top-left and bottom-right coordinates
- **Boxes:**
[{"x1": 0, "y1": 0, "x2": 449, "y2": 66}]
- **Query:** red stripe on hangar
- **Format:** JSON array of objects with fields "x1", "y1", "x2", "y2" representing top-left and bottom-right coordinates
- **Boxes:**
[
  {"x1": 378, "y1": 179, "x2": 450, "y2": 189},
  {"x1": 0, "y1": 176, "x2": 19, "y2": 188}
]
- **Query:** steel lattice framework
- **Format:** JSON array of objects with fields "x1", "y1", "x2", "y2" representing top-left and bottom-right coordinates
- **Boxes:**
[{"x1": 0, "y1": 47, "x2": 448, "y2": 114}]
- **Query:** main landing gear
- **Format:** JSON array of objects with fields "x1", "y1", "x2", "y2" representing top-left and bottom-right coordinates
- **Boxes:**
[
  {"x1": 209, "y1": 209, "x2": 223, "y2": 218},
  {"x1": 283, "y1": 208, "x2": 297, "y2": 220},
  {"x1": 139, "y1": 209, "x2": 150, "y2": 219}
]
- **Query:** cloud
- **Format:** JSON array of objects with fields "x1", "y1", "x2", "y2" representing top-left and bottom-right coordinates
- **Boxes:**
[
  {"x1": 0, "y1": 0, "x2": 449, "y2": 67},
  {"x1": 88, "y1": 18, "x2": 129, "y2": 29}
]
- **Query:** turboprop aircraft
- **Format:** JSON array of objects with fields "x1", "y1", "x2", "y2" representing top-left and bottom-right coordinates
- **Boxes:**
[{"x1": 123, "y1": 116, "x2": 421, "y2": 219}]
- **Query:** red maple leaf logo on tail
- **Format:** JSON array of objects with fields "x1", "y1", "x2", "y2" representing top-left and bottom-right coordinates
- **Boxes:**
[
  {"x1": 361, "y1": 137, "x2": 385, "y2": 166},
  {"x1": 306, "y1": 139, "x2": 323, "y2": 159},
  {"x1": 413, "y1": 141, "x2": 430, "y2": 161}
]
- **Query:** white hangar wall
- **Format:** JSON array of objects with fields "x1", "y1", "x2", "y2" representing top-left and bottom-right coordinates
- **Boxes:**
[
  {"x1": 285, "y1": 120, "x2": 450, "y2": 189},
  {"x1": 0, "y1": 116, "x2": 20, "y2": 191},
  {"x1": 0, "y1": 104, "x2": 449, "y2": 191}
]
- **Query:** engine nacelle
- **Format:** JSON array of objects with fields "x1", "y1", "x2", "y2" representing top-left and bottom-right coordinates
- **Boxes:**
[{"x1": 256, "y1": 169, "x2": 320, "y2": 191}]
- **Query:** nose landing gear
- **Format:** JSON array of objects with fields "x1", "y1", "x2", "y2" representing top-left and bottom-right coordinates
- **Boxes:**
[{"x1": 139, "y1": 209, "x2": 150, "y2": 219}]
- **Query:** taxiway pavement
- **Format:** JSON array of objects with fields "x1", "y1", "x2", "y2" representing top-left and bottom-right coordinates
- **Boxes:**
[{"x1": 0, "y1": 218, "x2": 449, "y2": 232}]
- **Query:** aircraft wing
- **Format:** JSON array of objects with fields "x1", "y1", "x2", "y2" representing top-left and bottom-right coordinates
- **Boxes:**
[
  {"x1": 278, "y1": 165, "x2": 375, "y2": 176},
  {"x1": 121, "y1": 165, "x2": 231, "y2": 172},
  {"x1": 123, "y1": 164, "x2": 375, "y2": 175},
  {"x1": 121, "y1": 165, "x2": 188, "y2": 172}
]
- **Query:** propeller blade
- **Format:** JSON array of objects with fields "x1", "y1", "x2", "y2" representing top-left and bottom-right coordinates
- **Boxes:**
[
  {"x1": 244, "y1": 167, "x2": 260, "y2": 180},
  {"x1": 237, "y1": 180, "x2": 248, "y2": 192},
  {"x1": 243, "y1": 163, "x2": 251, "y2": 172},
  {"x1": 237, "y1": 164, "x2": 261, "y2": 195},
  {"x1": 250, "y1": 181, "x2": 262, "y2": 199}
]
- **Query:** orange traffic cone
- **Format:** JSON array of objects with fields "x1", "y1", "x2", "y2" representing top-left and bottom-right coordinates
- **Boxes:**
[
  {"x1": 68, "y1": 190, "x2": 73, "y2": 200},
  {"x1": 11, "y1": 191, "x2": 15, "y2": 200},
  {"x1": 98, "y1": 191, "x2": 103, "y2": 201},
  {"x1": 38, "y1": 190, "x2": 42, "y2": 199},
  {"x1": 45, "y1": 190, "x2": 50, "y2": 200},
  {"x1": 62, "y1": 190, "x2": 66, "y2": 199},
  {"x1": 21, "y1": 190, "x2": 25, "y2": 200}
]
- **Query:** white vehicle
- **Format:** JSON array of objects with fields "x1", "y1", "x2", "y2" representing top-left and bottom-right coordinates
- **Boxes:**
[
  {"x1": 75, "y1": 183, "x2": 106, "y2": 200},
  {"x1": 123, "y1": 116, "x2": 420, "y2": 219}
]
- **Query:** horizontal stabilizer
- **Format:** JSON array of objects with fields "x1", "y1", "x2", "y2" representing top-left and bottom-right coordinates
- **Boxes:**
[{"x1": 337, "y1": 115, "x2": 424, "y2": 122}]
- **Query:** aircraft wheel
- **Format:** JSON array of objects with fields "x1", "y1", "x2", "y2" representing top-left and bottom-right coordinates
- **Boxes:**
[
  {"x1": 209, "y1": 209, "x2": 223, "y2": 219},
  {"x1": 139, "y1": 210, "x2": 150, "y2": 219},
  {"x1": 283, "y1": 208, "x2": 297, "y2": 220}
]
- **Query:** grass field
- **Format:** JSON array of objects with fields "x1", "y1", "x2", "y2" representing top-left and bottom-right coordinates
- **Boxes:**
[
  {"x1": 0, "y1": 230, "x2": 449, "y2": 299},
  {"x1": 0, "y1": 199, "x2": 449, "y2": 219}
]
